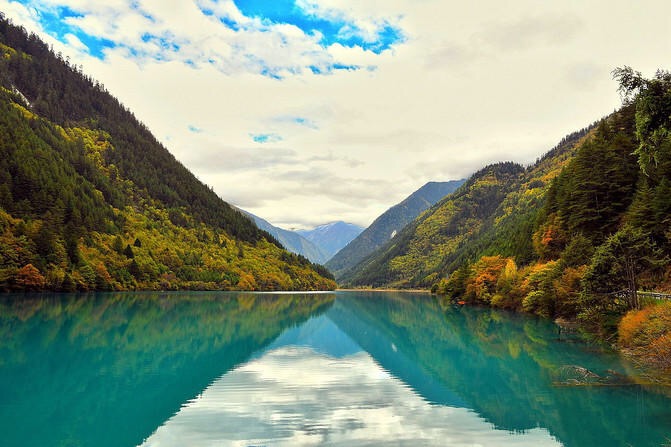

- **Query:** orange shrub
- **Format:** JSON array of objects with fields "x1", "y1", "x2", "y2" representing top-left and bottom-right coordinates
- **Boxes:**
[
  {"x1": 619, "y1": 302, "x2": 671, "y2": 371},
  {"x1": 553, "y1": 265, "x2": 587, "y2": 317},
  {"x1": 619, "y1": 306, "x2": 655, "y2": 347},
  {"x1": 15, "y1": 264, "x2": 45, "y2": 290},
  {"x1": 532, "y1": 213, "x2": 566, "y2": 260},
  {"x1": 464, "y1": 256, "x2": 509, "y2": 303},
  {"x1": 648, "y1": 332, "x2": 671, "y2": 370}
]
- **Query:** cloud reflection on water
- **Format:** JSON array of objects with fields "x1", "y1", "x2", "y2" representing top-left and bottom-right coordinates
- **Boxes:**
[{"x1": 140, "y1": 346, "x2": 560, "y2": 446}]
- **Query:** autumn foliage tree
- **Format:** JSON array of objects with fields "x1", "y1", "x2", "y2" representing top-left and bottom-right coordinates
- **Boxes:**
[
  {"x1": 15, "y1": 263, "x2": 45, "y2": 290},
  {"x1": 463, "y1": 256, "x2": 509, "y2": 304}
]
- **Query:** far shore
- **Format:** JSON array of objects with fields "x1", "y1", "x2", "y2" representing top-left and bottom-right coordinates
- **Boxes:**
[{"x1": 336, "y1": 288, "x2": 431, "y2": 293}]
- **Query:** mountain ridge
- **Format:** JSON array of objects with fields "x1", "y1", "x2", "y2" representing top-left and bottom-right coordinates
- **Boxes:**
[
  {"x1": 341, "y1": 163, "x2": 527, "y2": 288},
  {"x1": 326, "y1": 179, "x2": 465, "y2": 280}
]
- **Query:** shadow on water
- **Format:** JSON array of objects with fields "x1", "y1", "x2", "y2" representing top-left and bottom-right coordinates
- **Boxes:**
[
  {"x1": 329, "y1": 291, "x2": 671, "y2": 447},
  {"x1": 0, "y1": 291, "x2": 335, "y2": 447}
]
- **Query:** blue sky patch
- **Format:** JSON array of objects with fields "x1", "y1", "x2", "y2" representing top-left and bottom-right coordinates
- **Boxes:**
[
  {"x1": 129, "y1": 1, "x2": 155, "y2": 23},
  {"x1": 271, "y1": 116, "x2": 319, "y2": 129},
  {"x1": 292, "y1": 117, "x2": 318, "y2": 129},
  {"x1": 251, "y1": 133, "x2": 283, "y2": 143},
  {"x1": 197, "y1": 5, "x2": 241, "y2": 31},
  {"x1": 141, "y1": 33, "x2": 181, "y2": 53},
  {"x1": 233, "y1": 0, "x2": 404, "y2": 54},
  {"x1": 17, "y1": 2, "x2": 116, "y2": 59},
  {"x1": 188, "y1": 125, "x2": 203, "y2": 133},
  {"x1": 309, "y1": 63, "x2": 359, "y2": 75}
]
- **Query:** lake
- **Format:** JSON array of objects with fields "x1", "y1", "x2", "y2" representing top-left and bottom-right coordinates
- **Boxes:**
[{"x1": 0, "y1": 290, "x2": 670, "y2": 446}]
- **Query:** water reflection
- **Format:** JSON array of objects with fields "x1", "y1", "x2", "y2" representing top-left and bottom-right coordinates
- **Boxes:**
[
  {"x1": 329, "y1": 292, "x2": 671, "y2": 447},
  {"x1": 142, "y1": 345, "x2": 559, "y2": 447},
  {"x1": 1, "y1": 291, "x2": 670, "y2": 447},
  {"x1": 0, "y1": 292, "x2": 334, "y2": 447}
]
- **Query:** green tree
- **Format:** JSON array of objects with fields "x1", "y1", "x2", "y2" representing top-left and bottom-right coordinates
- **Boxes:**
[
  {"x1": 78, "y1": 263, "x2": 96, "y2": 289},
  {"x1": 61, "y1": 272, "x2": 76, "y2": 292},
  {"x1": 545, "y1": 117, "x2": 639, "y2": 244},
  {"x1": 613, "y1": 66, "x2": 671, "y2": 174},
  {"x1": 129, "y1": 259, "x2": 142, "y2": 279},
  {"x1": 582, "y1": 225, "x2": 666, "y2": 311},
  {"x1": 559, "y1": 233, "x2": 594, "y2": 269}
]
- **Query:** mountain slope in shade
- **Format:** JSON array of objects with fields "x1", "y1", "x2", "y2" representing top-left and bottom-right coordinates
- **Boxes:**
[
  {"x1": 297, "y1": 222, "x2": 364, "y2": 261},
  {"x1": 327, "y1": 180, "x2": 465, "y2": 280},
  {"x1": 242, "y1": 211, "x2": 330, "y2": 264}
]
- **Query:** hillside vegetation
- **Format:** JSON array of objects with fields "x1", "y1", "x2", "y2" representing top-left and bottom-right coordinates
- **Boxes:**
[
  {"x1": 0, "y1": 17, "x2": 335, "y2": 291},
  {"x1": 342, "y1": 124, "x2": 592, "y2": 289},
  {"x1": 346, "y1": 68, "x2": 671, "y2": 370}
]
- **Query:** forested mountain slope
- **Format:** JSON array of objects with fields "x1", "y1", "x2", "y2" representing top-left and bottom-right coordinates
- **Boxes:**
[
  {"x1": 342, "y1": 122, "x2": 595, "y2": 289},
  {"x1": 327, "y1": 180, "x2": 464, "y2": 280},
  {"x1": 0, "y1": 17, "x2": 335, "y2": 291},
  {"x1": 342, "y1": 162, "x2": 526, "y2": 287},
  {"x1": 347, "y1": 68, "x2": 671, "y2": 355}
]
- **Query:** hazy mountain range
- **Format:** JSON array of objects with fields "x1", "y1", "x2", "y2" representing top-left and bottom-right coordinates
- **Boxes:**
[
  {"x1": 242, "y1": 211, "x2": 330, "y2": 264},
  {"x1": 297, "y1": 222, "x2": 364, "y2": 261}
]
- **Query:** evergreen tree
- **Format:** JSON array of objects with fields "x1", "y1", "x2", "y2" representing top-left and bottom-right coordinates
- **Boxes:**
[
  {"x1": 582, "y1": 226, "x2": 666, "y2": 311},
  {"x1": 613, "y1": 66, "x2": 671, "y2": 174},
  {"x1": 123, "y1": 244, "x2": 135, "y2": 259}
]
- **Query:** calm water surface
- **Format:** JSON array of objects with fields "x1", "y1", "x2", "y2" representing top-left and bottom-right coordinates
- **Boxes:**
[{"x1": 1, "y1": 291, "x2": 670, "y2": 446}]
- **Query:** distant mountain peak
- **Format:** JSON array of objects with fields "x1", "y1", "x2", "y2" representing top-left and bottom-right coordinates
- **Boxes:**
[
  {"x1": 297, "y1": 221, "x2": 364, "y2": 262},
  {"x1": 240, "y1": 209, "x2": 330, "y2": 264}
]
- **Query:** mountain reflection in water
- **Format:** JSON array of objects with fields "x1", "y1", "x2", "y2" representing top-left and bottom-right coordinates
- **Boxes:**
[{"x1": 1, "y1": 291, "x2": 670, "y2": 447}]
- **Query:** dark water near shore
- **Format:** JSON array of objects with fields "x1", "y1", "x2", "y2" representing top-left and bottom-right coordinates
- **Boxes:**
[{"x1": 0, "y1": 290, "x2": 670, "y2": 446}]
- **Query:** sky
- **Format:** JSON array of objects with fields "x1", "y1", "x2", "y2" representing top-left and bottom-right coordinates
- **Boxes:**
[{"x1": 1, "y1": 0, "x2": 670, "y2": 230}]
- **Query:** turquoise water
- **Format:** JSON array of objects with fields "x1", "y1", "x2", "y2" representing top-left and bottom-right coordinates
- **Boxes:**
[{"x1": 0, "y1": 291, "x2": 670, "y2": 446}]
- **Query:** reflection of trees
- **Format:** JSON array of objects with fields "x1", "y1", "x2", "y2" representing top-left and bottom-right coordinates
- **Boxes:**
[
  {"x1": 0, "y1": 292, "x2": 334, "y2": 447},
  {"x1": 330, "y1": 292, "x2": 671, "y2": 447}
]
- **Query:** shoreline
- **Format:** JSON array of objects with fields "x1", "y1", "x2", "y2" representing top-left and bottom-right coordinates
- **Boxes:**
[{"x1": 336, "y1": 288, "x2": 431, "y2": 293}]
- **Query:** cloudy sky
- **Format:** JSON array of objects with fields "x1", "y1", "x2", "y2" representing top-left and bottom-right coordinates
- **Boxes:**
[{"x1": 2, "y1": 1, "x2": 670, "y2": 229}]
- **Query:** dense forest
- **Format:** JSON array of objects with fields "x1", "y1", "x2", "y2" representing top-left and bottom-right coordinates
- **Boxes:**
[
  {"x1": 0, "y1": 16, "x2": 335, "y2": 291},
  {"x1": 345, "y1": 68, "x2": 671, "y2": 371}
]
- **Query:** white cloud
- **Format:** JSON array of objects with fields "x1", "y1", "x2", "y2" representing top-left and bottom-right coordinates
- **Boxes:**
[
  {"x1": 62, "y1": 32, "x2": 87, "y2": 52},
  {"x1": 1, "y1": 0, "x2": 670, "y2": 229},
  {"x1": 295, "y1": 0, "x2": 404, "y2": 46},
  {"x1": 477, "y1": 13, "x2": 584, "y2": 51}
]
